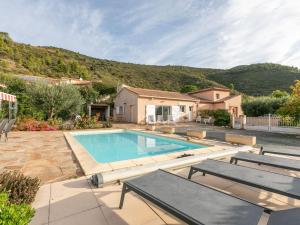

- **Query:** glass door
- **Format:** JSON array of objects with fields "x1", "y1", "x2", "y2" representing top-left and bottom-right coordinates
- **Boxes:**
[{"x1": 155, "y1": 106, "x2": 171, "y2": 122}]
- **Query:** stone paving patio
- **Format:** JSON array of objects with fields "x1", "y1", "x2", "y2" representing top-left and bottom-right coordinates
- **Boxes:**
[
  {"x1": 30, "y1": 157, "x2": 300, "y2": 225},
  {"x1": 0, "y1": 131, "x2": 82, "y2": 184}
]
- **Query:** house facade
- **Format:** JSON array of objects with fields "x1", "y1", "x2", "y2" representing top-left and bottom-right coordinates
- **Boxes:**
[{"x1": 114, "y1": 85, "x2": 242, "y2": 124}]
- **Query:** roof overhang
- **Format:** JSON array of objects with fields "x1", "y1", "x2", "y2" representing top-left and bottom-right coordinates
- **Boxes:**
[{"x1": 0, "y1": 92, "x2": 17, "y2": 102}]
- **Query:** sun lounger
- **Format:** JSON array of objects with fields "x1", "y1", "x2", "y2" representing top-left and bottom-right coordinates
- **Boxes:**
[
  {"x1": 230, "y1": 152, "x2": 300, "y2": 172},
  {"x1": 120, "y1": 170, "x2": 300, "y2": 225},
  {"x1": 188, "y1": 159, "x2": 300, "y2": 200},
  {"x1": 260, "y1": 147, "x2": 300, "y2": 158},
  {"x1": 0, "y1": 119, "x2": 15, "y2": 141}
]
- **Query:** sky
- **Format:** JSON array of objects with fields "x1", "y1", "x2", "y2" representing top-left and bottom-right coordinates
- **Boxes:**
[{"x1": 1, "y1": 0, "x2": 300, "y2": 69}]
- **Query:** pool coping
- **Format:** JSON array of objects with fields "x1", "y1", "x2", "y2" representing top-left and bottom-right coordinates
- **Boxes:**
[{"x1": 64, "y1": 129, "x2": 253, "y2": 177}]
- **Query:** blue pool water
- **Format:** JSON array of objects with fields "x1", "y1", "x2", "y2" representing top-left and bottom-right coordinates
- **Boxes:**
[{"x1": 74, "y1": 130, "x2": 206, "y2": 163}]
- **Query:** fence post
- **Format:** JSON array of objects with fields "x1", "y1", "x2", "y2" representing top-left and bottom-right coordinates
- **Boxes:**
[
  {"x1": 268, "y1": 113, "x2": 271, "y2": 131},
  {"x1": 230, "y1": 115, "x2": 235, "y2": 128},
  {"x1": 241, "y1": 115, "x2": 246, "y2": 129}
]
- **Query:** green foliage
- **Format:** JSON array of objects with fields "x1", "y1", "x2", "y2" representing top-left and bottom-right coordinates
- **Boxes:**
[
  {"x1": 27, "y1": 82, "x2": 85, "y2": 119},
  {"x1": 0, "y1": 171, "x2": 40, "y2": 204},
  {"x1": 212, "y1": 109, "x2": 230, "y2": 126},
  {"x1": 0, "y1": 33, "x2": 223, "y2": 93},
  {"x1": 74, "y1": 115, "x2": 102, "y2": 129},
  {"x1": 180, "y1": 85, "x2": 198, "y2": 93},
  {"x1": 277, "y1": 80, "x2": 300, "y2": 121},
  {"x1": 92, "y1": 83, "x2": 116, "y2": 95},
  {"x1": 207, "y1": 63, "x2": 300, "y2": 96},
  {"x1": 1, "y1": 33, "x2": 299, "y2": 101},
  {"x1": 102, "y1": 120, "x2": 112, "y2": 128},
  {"x1": 0, "y1": 192, "x2": 35, "y2": 225},
  {"x1": 242, "y1": 96, "x2": 287, "y2": 116},
  {"x1": 79, "y1": 86, "x2": 99, "y2": 105},
  {"x1": 228, "y1": 83, "x2": 234, "y2": 90},
  {"x1": 270, "y1": 90, "x2": 289, "y2": 98}
]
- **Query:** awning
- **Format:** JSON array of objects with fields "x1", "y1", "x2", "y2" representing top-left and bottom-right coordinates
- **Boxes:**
[{"x1": 0, "y1": 92, "x2": 16, "y2": 102}]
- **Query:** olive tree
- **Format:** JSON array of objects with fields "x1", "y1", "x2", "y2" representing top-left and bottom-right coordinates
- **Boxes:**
[{"x1": 27, "y1": 82, "x2": 84, "y2": 119}]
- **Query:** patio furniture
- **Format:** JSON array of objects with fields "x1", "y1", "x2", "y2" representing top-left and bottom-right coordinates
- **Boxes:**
[
  {"x1": 119, "y1": 169, "x2": 300, "y2": 225},
  {"x1": 167, "y1": 115, "x2": 175, "y2": 124},
  {"x1": 188, "y1": 159, "x2": 300, "y2": 200},
  {"x1": 260, "y1": 146, "x2": 300, "y2": 158},
  {"x1": 147, "y1": 115, "x2": 156, "y2": 125},
  {"x1": 0, "y1": 119, "x2": 16, "y2": 141},
  {"x1": 120, "y1": 170, "x2": 266, "y2": 225},
  {"x1": 230, "y1": 152, "x2": 300, "y2": 172},
  {"x1": 0, "y1": 118, "x2": 8, "y2": 133},
  {"x1": 156, "y1": 115, "x2": 167, "y2": 124},
  {"x1": 196, "y1": 116, "x2": 201, "y2": 123}
]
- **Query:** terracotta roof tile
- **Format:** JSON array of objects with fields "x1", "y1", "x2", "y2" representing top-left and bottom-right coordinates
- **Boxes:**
[
  {"x1": 125, "y1": 86, "x2": 198, "y2": 101},
  {"x1": 188, "y1": 87, "x2": 230, "y2": 94}
]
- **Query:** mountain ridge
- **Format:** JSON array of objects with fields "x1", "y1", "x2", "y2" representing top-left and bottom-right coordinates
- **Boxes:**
[{"x1": 0, "y1": 32, "x2": 299, "y2": 96}]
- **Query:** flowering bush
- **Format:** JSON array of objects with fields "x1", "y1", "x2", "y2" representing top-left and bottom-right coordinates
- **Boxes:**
[
  {"x1": 74, "y1": 115, "x2": 102, "y2": 129},
  {"x1": 15, "y1": 118, "x2": 57, "y2": 131}
]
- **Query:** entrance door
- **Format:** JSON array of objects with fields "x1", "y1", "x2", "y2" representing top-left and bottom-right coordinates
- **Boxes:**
[{"x1": 188, "y1": 106, "x2": 193, "y2": 121}]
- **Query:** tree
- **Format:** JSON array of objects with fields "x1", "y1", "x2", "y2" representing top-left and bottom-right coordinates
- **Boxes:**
[
  {"x1": 277, "y1": 80, "x2": 300, "y2": 120},
  {"x1": 229, "y1": 83, "x2": 234, "y2": 90},
  {"x1": 270, "y1": 90, "x2": 289, "y2": 98},
  {"x1": 242, "y1": 96, "x2": 287, "y2": 116},
  {"x1": 180, "y1": 85, "x2": 198, "y2": 93},
  {"x1": 27, "y1": 82, "x2": 84, "y2": 119}
]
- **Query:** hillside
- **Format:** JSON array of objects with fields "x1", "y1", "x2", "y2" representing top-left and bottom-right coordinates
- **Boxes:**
[
  {"x1": 1, "y1": 32, "x2": 300, "y2": 96},
  {"x1": 207, "y1": 64, "x2": 300, "y2": 96}
]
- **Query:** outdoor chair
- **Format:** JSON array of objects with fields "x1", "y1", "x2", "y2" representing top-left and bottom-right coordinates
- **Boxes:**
[
  {"x1": 156, "y1": 115, "x2": 167, "y2": 124},
  {"x1": 167, "y1": 115, "x2": 175, "y2": 124},
  {"x1": 230, "y1": 152, "x2": 300, "y2": 172},
  {"x1": 188, "y1": 159, "x2": 300, "y2": 200},
  {"x1": 0, "y1": 119, "x2": 16, "y2": 141},
  {"x1": 196, "y1": 116, "x2": 201, "y2": 123},
  {"x1": 0, "y1": 118, "x2": 8, "y2": 134},
  {"x1": 147, "y1": 115, "x2": 156, "y2": 125},
  {"x1": 119, "y1": 169, "x2": 300, "y2": 225},
  {"x1": 260, "y1": 146, "x2": 300, "y2": 158}
]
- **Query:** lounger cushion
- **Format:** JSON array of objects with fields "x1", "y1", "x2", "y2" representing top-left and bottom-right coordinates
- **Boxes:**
[
  {"x1": 190, "y1": 160, "x2": 300, "y2": 200},
  {"x1": 267, "y1": 208, "x2": 300, "y2": 225},
  {"x1": 262, "y1": 148, "x2": 300, "y2": 157},
  {"x1": 125, "y1": 170, "x2": 264, "y2": 225},
  {"x1": 232, "y1": 152, "x2": 300, "y2": 171}
]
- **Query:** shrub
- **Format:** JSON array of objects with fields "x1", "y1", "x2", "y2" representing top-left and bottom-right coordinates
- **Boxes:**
[
  {"x1": 0, "y1": 171, "x2": 40, "y2": 204},
  {"x1": 0, "y1": 192, "x2": 35, "y2": 225},
  {"x1": 277, "y1": 80, "x2": 300, "y2": 121},
  {"x1": 102, "y1": 120, "x2": 112, "y2": 128},
  {"x1": 27, "y1": 82, "x2": 85, "y2": 119},
  {"x1": 242, "y1": 96, "x2": 287, "y2": 116},
  {"x1": 74, "y1": 116, "x2": 102, "y2": 129},
  {"x1": 213, "y1": 109, "x2": 230, "y2": 126},
  {"x1": 180, "y1": 85, "x2": 198, "y2": 93},
  {"x1": 15, "y1": 118, "x2": 57, "y2": 131}
]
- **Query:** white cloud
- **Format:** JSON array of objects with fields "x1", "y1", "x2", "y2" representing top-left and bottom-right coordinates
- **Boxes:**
[
  {"x1": 0, "y1": 0, "x2": 113, "y2": 58},
  {"x1": 1, "y1": 0, "x2": 300, "y2": 68}
]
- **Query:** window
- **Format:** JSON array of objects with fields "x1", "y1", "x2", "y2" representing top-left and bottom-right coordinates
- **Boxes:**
[
  {"x1": 180, "y1": 105, "x2": 186, "y2": 113},
  {"x1": 116, "y1": 106, "x2": 123, "y2": 115},
  {"x1": 155, "y1": 105, "x2": 171, "y2": 121},
  {"x1": 216, "y1": 93, "x2": 220, "y2": 99}
]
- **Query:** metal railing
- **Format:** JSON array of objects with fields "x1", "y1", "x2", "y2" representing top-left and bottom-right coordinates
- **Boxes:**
[{"x1": 233, "y1": 114, "x2": 300, "y2": 133}]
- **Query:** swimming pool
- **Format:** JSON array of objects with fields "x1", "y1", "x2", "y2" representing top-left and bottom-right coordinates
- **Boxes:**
[{"x1": 74, "y1": 130, "x2": 206, "y2": 163}]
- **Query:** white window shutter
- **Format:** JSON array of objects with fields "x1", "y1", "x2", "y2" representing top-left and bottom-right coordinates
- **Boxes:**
[
  {"x1": 172, "y1": 106, "x2": 180, "y2": 122},
  {"x1": 146, "y1": 105, "x2": 155, "y2": 123}
]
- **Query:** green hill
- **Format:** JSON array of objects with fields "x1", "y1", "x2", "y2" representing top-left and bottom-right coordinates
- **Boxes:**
[
  {"x1": 206, "y1": 64, "x2": 300, "y2": 96},
  {"x1": 1, "y1": 32, "x2": 299, "y2": 96}
]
